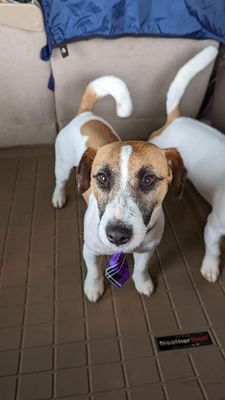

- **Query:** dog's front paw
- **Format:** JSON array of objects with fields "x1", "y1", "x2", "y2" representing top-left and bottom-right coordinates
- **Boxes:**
[
  {"x1": 132, "y1": 273, "x2": 154, "y2": 297},
  {"x1": 52, "y1": 187, "x2": 66, "y2": 208},
  {"x1": 84, "y1": 277, "x2": 104, "y2": 302},
  {"x1": 200, "y1": 258, "x2": 220, "y2": 283}
]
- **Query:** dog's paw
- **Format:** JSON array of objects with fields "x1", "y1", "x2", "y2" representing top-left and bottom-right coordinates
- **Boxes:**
[
  {"x1": 201, "y1": 259, "x2": 219, "y2": 283},
  {"x1": 84, "y1": 277, "x2": 104, "y2": 302},
  {"x1": 132, "y1": 274, "x2": 154, "y2": 297},
  {"x1": 52, "y1": 188, "x2": 66, "y2": 208}
]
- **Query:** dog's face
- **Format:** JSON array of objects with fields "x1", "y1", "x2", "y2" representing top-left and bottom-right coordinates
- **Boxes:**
[{"x1": 77, "y1": 141, "x2": 186, "y2": 253}]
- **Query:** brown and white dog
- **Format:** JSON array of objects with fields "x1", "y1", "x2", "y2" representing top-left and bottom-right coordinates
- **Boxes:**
[{"x1": 52, "y1": 76, "x2": 186, "y2": 302}]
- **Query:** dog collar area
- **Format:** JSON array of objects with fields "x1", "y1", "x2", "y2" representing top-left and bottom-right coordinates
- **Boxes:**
[{"x1": 104, "y1": 224, "x2": 155, "y2": 288}]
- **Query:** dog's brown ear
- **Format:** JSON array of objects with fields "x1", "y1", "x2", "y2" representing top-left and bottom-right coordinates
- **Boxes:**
[
  {"x1": 77, "y1": 148, "x2": 96, "y2": 193},
  {"x1": 164, "y1": 147, "x2": 187, "y2": 199}
]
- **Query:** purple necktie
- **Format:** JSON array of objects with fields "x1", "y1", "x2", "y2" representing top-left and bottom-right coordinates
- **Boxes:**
[{"x1": 105, "y1": 252, "x2": 129, "y2": 288}]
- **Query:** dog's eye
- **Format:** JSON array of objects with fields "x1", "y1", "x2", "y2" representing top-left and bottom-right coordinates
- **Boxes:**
[
  {"x1": 96, "y1": 172, "x2": 110, "y2": 187},
  {"x1": 140, "y1": 174, "x2": 155, "y2": 189}
]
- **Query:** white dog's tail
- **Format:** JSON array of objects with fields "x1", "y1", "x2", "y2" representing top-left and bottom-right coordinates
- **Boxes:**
[
  {"x1": 77, "y1": 75, "x2": 133, "y2": 117},
  {"x1": 150, "y1": 46, "x2": 218, "y2": 138},
  {"x1": 166, "y1": 46, "x2": 218, "y2": 115}
]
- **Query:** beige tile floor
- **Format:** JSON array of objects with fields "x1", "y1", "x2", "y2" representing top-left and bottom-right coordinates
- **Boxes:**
[{"x1": 0, "y1": 145, "x2": 225, "y2": 400}]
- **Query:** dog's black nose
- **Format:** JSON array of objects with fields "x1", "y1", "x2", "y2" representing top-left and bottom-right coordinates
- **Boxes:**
[{"x1": 106, "y1": 223, "x2": 133, "y2": 246}]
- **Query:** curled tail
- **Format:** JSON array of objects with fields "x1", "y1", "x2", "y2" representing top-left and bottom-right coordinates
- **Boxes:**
[
  {"x1": 166, "y1": 46, "x2": 218, "y2": 115},
  {"x1": 150, "y1": 46, "x2": 218, "y2": 138},
  {"x1": 77, "y1": 75, "x2": 133, "y2": 117}
]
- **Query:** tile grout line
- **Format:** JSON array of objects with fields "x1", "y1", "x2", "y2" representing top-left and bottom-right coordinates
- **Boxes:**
[
  {"x1": 155, "y1": 247, "x2": 183, "y2": 331},
  {"x1": 110, "y1": 286, "x2": 131, "y2": 400},
  {"x1": 0, "y1": 158, "x2": 20, "y2": 399},
  {"x1": 188, "y1": 354, "x2": 209, "y2": 400},
  {"x1": 53, "y1": 204, "x2": 57, "y2": 397},
  {"x1": 207, "y1": 326, "x2": 225, "y2": 360},
  {"x1": 0, "y1": 160, "x2": 20, "y2": 285},
  {"x1": 140, "y1": 295, "x2": 170, "y2": 400},
  {"x1": 15, "y1": 159, "x2": 39, "y2": 400},
  {"x1": 1, "y1": 359, "x2": 222, "y2": 383},
  {"x1": 46, "y1": 378, "x2": 212, "y2": 400},
  {"x1": 1, "y1": 330, "x2": 225, "y2": 357},
  {"x1": 75, "y1": 189, "x2": 93, "y2": 397},
  {"x1": 0, "y1": 316, "x2": 223, "y2": 351}
]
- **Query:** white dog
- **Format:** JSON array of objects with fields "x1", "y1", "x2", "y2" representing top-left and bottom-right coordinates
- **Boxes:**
[
  {"x1": 149, "y1": 45, "x2": 225, "y2": 283},
  {"x1": 52, "y1": 76, "x2": 186, "y2": 301}
]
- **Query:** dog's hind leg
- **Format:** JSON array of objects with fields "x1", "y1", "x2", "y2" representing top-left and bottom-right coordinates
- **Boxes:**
[
  {"x1": 83, "y1": 243, "x2": 104, "y2": 302},
  {"x1": 52, "y1": 133, "x2": 76, "y2": 208},
  {"x1": 132, "y1": 250, "x2": 155, "y2": 296},
  {"x1": 201, "y1": 211, "x2": 221, "y2": 283},
  {"x1": 52, "y1": 158, "x2": 73, "y2": 208}
]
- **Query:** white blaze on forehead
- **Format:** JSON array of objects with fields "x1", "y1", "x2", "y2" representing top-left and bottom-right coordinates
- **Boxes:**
[
  {"x1": 98, "y1": 144, "x2": 148, "y2": 252},
  {"x1": 120, "y1": 145, "x2": 132, "y2": 189}
]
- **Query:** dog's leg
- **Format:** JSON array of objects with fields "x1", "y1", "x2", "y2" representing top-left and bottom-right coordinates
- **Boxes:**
[
  {"x1": 52, "y1": 141, "x2": 74, "y2": 208},
  {"x1": 132, "y1": 250, "x2": 155, "y2": 296},
  {"x1": 52, "y1": 164, "x2": 72, "y2": 208},
  {"x1": 83, "y1": 243, "x2": 104, "y2": 302},
  {"x1": 201, "y1": 212, "x2": 221, "y2": 283}
]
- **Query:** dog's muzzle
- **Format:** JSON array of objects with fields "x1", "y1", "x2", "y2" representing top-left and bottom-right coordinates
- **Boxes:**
[{"x1": 106, "y1": 223, "x2": 133, "y2": 246}]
